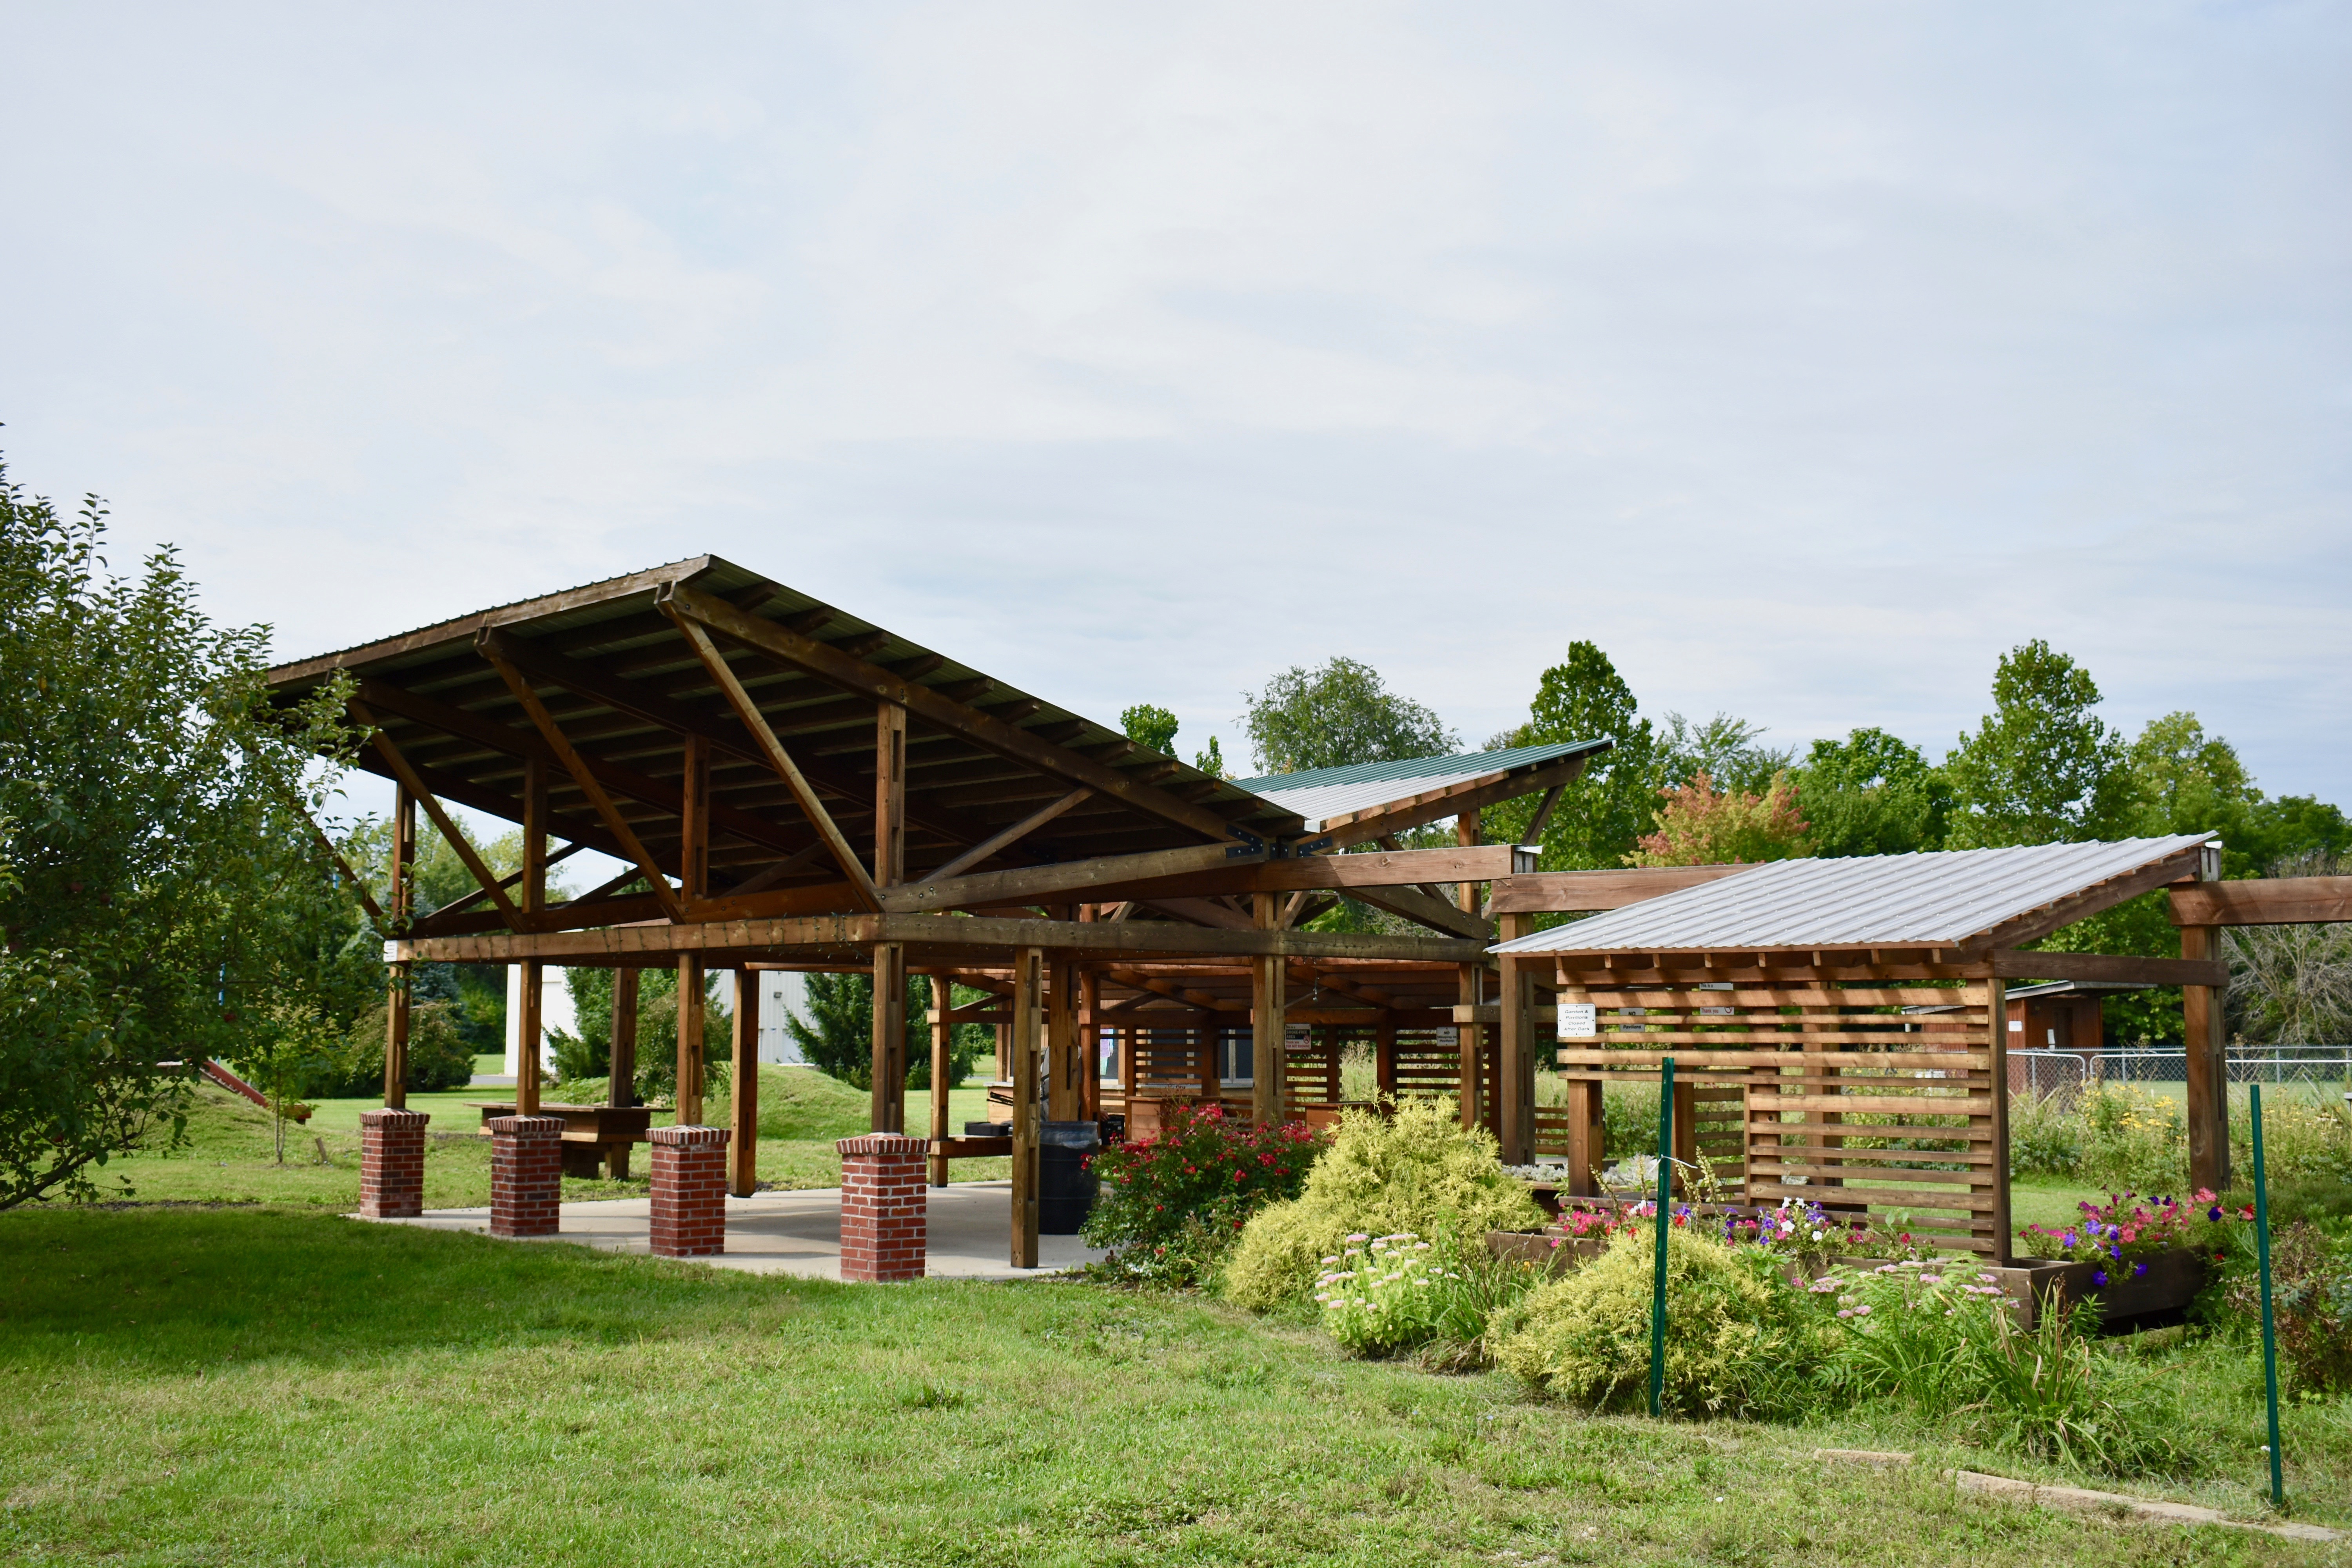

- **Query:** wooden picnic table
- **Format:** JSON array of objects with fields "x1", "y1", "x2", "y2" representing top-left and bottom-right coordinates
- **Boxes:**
[{"x1": 470, "y1": 1102, "x2": 653, "y2": 1179}]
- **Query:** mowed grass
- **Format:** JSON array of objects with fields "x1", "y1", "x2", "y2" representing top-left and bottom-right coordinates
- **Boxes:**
[
  {"x1": 3, "y1": 1206, "x2": 2342, "y2": 1568},
  {"x1": 91, "y1": 1075, "x2": 1008, "y2": 1212}
]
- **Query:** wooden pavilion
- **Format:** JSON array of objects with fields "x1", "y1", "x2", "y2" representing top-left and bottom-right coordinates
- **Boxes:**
[
  {"x1": 1486, "y1": 837, "x2": 2253, "y2": 1260},
  {"x1": 266, "y1": 555, "x2": 1605, "y2": 1263}
]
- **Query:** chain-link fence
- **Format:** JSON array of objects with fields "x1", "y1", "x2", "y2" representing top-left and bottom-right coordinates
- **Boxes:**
[{"x1": 2008, "y1": 1045, "x2": 2352, "y2": 1099}]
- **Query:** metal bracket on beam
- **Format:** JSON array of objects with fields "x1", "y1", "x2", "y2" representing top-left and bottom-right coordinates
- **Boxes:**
[
  {"x1": 1513, "y1": 844, "x2": 1542, "y2": 874},
  {"x1": 1277, "y1": 834, "x2": 1334, "y2": 859},
  {"x1": 1225, "y1": 827, "x2": 1266, "y2": 859}
]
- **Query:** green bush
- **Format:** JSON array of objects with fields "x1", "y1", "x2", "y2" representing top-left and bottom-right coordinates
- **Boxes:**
[
  {"x1": 2007, "y1": 1090, "x2": 2084, "y2": 1178},
  {"x1": 1491, "y1": 1224, "x2": 1821, "y2": 1417},
  {"x1": 311, "y1": 999, "x2": 472, "y2": 1097},
  {"x1": 1083, "y1": 1103, "x2": 1325, "y2": 1285},
  {"x1": 1221, "y1": 1098, "x2": 1543, "y2": 1312},
  {"x1": 2224, "y1": 1221, "x2": 2352, "y2": 1397},
  {"x1": 1315, "y1": 1229, "x2": 1541, "y2": 1364}
]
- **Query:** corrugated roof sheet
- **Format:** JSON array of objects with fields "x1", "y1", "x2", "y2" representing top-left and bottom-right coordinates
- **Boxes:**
[
  {"x1": 1235, "y1": 740, "x2": 1610, "y2": 831},
  {"x1": 1491, "y1": 835, "x2": 2215, "y2": 955}
]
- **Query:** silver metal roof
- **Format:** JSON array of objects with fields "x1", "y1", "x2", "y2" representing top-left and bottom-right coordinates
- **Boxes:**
[
  {"x1": 1235, "y1": 740, "x2": 1609, "y2": 832},
  {"x1": 1491, "y1": 835, "x2": 2216, "y2": 956}
]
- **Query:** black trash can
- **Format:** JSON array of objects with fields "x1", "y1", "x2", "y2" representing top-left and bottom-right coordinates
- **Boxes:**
[{"x1": 1037, "y1": 1120, "x2": 1101, "y2": 1235}]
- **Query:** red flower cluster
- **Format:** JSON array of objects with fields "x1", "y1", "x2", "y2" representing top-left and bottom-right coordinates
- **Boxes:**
[{"x1": 1083, "y1": 1102, "x2": 1327, "y2": 1256}]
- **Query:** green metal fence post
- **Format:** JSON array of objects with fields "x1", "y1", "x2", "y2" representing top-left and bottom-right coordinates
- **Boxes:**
[
  {"x1": 1648, "y1": 1056, "x2": 1675, "y2": 1419},
  {"x1": 2252, "y1": 1082, "x2": 2284, "y2": 1508}
]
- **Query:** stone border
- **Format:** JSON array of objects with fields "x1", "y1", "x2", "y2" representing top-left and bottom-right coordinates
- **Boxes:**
[{"x1": 1954, "y1": 1470, "x2": 2340, "y2": 1543}]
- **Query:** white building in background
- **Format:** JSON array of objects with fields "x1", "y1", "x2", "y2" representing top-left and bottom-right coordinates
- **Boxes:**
[
  {"x1": 502, "y1": 965, "x2": 576, "y2": 1076},
  {"x1": 753, "y1": 971, "x2": 810, "y2": 1065},
  {"x1": 501, "y1": 966, "x2": 811, "y2": 1073}
]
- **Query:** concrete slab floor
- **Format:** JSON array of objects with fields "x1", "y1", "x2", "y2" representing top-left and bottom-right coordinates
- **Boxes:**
[{"x1": 354, "y1": 1180, "x2": 1105, "y2": 1281}]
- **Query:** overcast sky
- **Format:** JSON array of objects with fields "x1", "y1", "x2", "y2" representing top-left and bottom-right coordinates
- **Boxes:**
[{"x1": 4, "y1": 2, "x2": 2347, "y2": 842}]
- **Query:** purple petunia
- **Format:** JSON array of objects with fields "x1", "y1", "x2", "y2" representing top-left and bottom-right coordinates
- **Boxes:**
[
  {"x1": 2091, "y1": 1269, "x2": 2109, "y2": 1287},
  {"x1": 2133, "y1": 1262, "x2": 2148, "y2": 1278}
]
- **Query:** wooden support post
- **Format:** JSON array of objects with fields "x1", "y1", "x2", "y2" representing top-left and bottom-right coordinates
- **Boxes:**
[
  {"x1": 1561, "y1": 968, "x2": 1604, "y2": 1197},
  {"x1": 1499, "y1": 911, "x2": 1534, "y2": 1163},
  {"x1": 1456, "y1": 808, "x2": 1482, "y2": 1131},
  {"x1": 929, "y1": 974, "x2": 952, "y2": 1187},
  {"x1": 1080, "y1": 967, "x2": 1103, "y2": 1122},
  {"x1": 1670, "y1": 1079, "x2": 1695, "y2": 1198},
  {"x1": 677, "y1": 955, "x2": 706, "y2": 1126},
  {"x1": 1985, "y1": 978, "x2": 2012, "y2": 1261},
  {"x1": 995, "y1": 1021, "x2": 1010, "y2": 1082},
  {"x1": 1119, "y1": 1024, "x2": 1137, "y2": 1120},
  {"x1": 1252, "y1": 893, "x2": 1286, "y2": 1127},
  {"x1": 1011, "y1": 946, "x2": 1042, "y2": 1268},
  {"x1": 522, "y1": 756, "x2": 549, "y2": 916},
  {"x1": 1374, "y1": 1011, "x2": 1397, "y2": 1105},
  {"x1": 608, "y1": 968, "x2": 639, "y2": 1178},
  {"x1": 2181, "y1": 926, "x2": 2231, "y2": 1193},
  {"x1": 680, "y1": 736, "x2": 710, "y2": 904},
  {"x1": 1046, "y1": 953, "x2": 1079, "y2": 1122},
  {"x1": 871, "y1": 942, "x2": 908, "y2": 1132},
  {"x1": 730, "y1": 968, "x2": 760, "y2": 1197},
  {"x1": 1198, "y1": 1023, "x2": 1219, "y2": 1108},
  {"x1": 384, "y1": 786, "x2": 416, "y2": 1107},
  {"x1": 874, "y1": 702, "x2": 907, "y2": 887},
  {"x1": 516, "y1": 960, "x2": 543, "y2": 1118}
]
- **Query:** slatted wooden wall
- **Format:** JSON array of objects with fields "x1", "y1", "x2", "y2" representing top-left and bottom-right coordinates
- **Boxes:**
[{"x1": 1552, "y1": 982, "x2": 2002, "y2": 1253}]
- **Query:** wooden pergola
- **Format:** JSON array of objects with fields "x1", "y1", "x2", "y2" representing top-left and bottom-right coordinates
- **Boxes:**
[
  {"x1": 1485, "y1": 838, "x2": 2352, "y2": 1259},
  {"x1": 266, "y1": 556, "x2": 1604, "y2": 1262}
]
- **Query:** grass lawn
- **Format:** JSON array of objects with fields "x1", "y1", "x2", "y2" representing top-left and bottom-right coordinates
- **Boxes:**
[{"x1": 4, "y1": 1205, "x2": 2345, "y2": 1566}]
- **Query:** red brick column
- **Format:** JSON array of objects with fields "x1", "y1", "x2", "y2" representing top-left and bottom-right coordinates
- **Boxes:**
[
  {"x1": 837, "y1": 1134, "x2": 928, "y2": 1282},
  {"x1": 487, "y1": 1115, "x2": 564, "y2": 1239},
  {"x1": 650, "y1": 1125, "x2": 730, "y2": 1258},
  {"x1": 359, "y1": 1108, "x2": 429, "y2": 1218}
]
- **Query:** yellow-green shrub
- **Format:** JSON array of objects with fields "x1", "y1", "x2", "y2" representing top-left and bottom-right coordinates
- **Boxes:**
[
  {"x1": 1220, "y1": 1098, "x2": 1544, "y2": 1311},
  {"x1": 1491, "y1": 1223, "x2": 1822, "y2": 1417}
]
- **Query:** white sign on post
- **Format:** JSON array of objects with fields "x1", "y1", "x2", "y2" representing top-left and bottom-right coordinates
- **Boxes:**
[{"x1": 1557, "y1": 1002, "x2": 1598, "y2": 1040}]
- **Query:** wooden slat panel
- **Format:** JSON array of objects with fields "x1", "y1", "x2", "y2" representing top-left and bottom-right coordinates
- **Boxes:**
[{"x1": 1748, "y1": 1181, "x2": 1995, "y2": 1212}]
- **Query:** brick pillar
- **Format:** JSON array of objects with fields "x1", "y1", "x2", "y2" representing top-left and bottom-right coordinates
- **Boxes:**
[
  {"x1": 650, "y1": 1125, "x2": 730, "y2": 1258},
  {"x1": 488, "y1": 1114, "x2": 564, "y2": 1240},
  {"x1": 359, "y1": 1108, "x2": 429, "y2": 1218},
  {"x1": 837, "y1": 1133, "x2": 928, "y2": 1282}
]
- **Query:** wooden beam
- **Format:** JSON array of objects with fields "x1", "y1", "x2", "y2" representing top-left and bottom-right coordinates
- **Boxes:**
[
  {"x1": 350, "y1": 701, "x2": 528, "y2": 933},
  {"x1": 1985, "y1": 978, "x2": 2010, "y2": 1264},
  {"x1": 890, "y1": 840, "x2": 1262, "y2": 915},
  {"x1": 1499, "y1": 911, "x2": 1534, "y2": 1164},
  {"x1": 665, "y1": 614, "x2": 882, "y2": 911},
  {"x1": 1986, "y1": 949, "x2": 2228, "y2": 987},
  {"x1": 2169, "y1": 875, "x2": 2352, "y2": 927},
  {"x1": 428, "y1": 842, "x2": 586, "y2": 921},
  {"x1": 679, "y1": 735, "x2": 711, "y2": 902},
  {"x1": 478, "y1": 651, "x2": 686, "y2": 923},
  {"x1": 356, "y1": 678, "x2": 817, "y2": 860},
  {"x1": 659, "y1": 582, "x2": 1257, "y2": 843},
  {"x1": 522, "y1": 755, "x2": 548, "y2": 917},
  {"x1": 516, "y1": 958, "x2": 543, "y2": 1117},
  {"x1": 1348, "y1": 883, "x2": 1495, "y2": 941},
  {"x1": 393, "y1": 912, "x2": 1494, "y2": 967},
  {"x1": 926, "y1": 788, "x2": 1092, "y2": 883},
  {"x1": 1488, "y1": 863, "x2": 1754, "y2": 915},
  {"x1": 1521, "y1": 785, "x2": 1566, "y2": 849}
]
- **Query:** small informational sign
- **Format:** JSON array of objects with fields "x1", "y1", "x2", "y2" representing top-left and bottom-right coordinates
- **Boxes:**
[{"x1": 1558, "y1": 1002, "x2": 1599, "y2": 1040}]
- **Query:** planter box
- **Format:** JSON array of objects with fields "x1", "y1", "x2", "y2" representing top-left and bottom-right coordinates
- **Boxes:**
[{"x1": 1486, "y1": 1230, "x2": 1609, "y2": 1275}]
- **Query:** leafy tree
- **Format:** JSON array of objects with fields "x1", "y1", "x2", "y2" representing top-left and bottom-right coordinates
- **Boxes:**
[
  {"x1": 1482, "y1": 641, "x2": 1657, "y2": 870},
  {"x1": 554, "y1": 964, "x2": 731, "y2": 1101},
  {"x1": 1945, "y1": 641, "x2": 2133, "y2": 848},
  {"x1": 0, "y1": 466, "x2": 370, "y2": 1209},
  {"x1": 2122, "y1": 711, "x2": 2352, "y2": 876},
  {"x1": 784, "y1": 970, "x2": 987, "y2": 1091},
  {"x1": 1195, "y1": 735, "x2": 1227, "y2": 779},
  {"x1": 1121, "y1": 704, "x2": 1179, "y2": 757},
  {"x1": 1626, "y1": 770, "x2": 1812, "y2": 866},
  {"x1": 1649, "y1": 712, "x2": 1794, "y2": 797},
  {"x1": 1240, "y1": 657, "x2": 1455, "y2": 776},
  {"x1": 314, "y1": 997, "x2": 474, "y2": 1098},
  {"x1": 1794, "y1": 727, "x2": 1950, "y2": 857}
]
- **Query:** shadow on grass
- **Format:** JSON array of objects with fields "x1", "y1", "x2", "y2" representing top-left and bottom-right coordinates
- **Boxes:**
[{"x1": 0, "y1": 1207, "x2": 873, "y2": 1375}]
